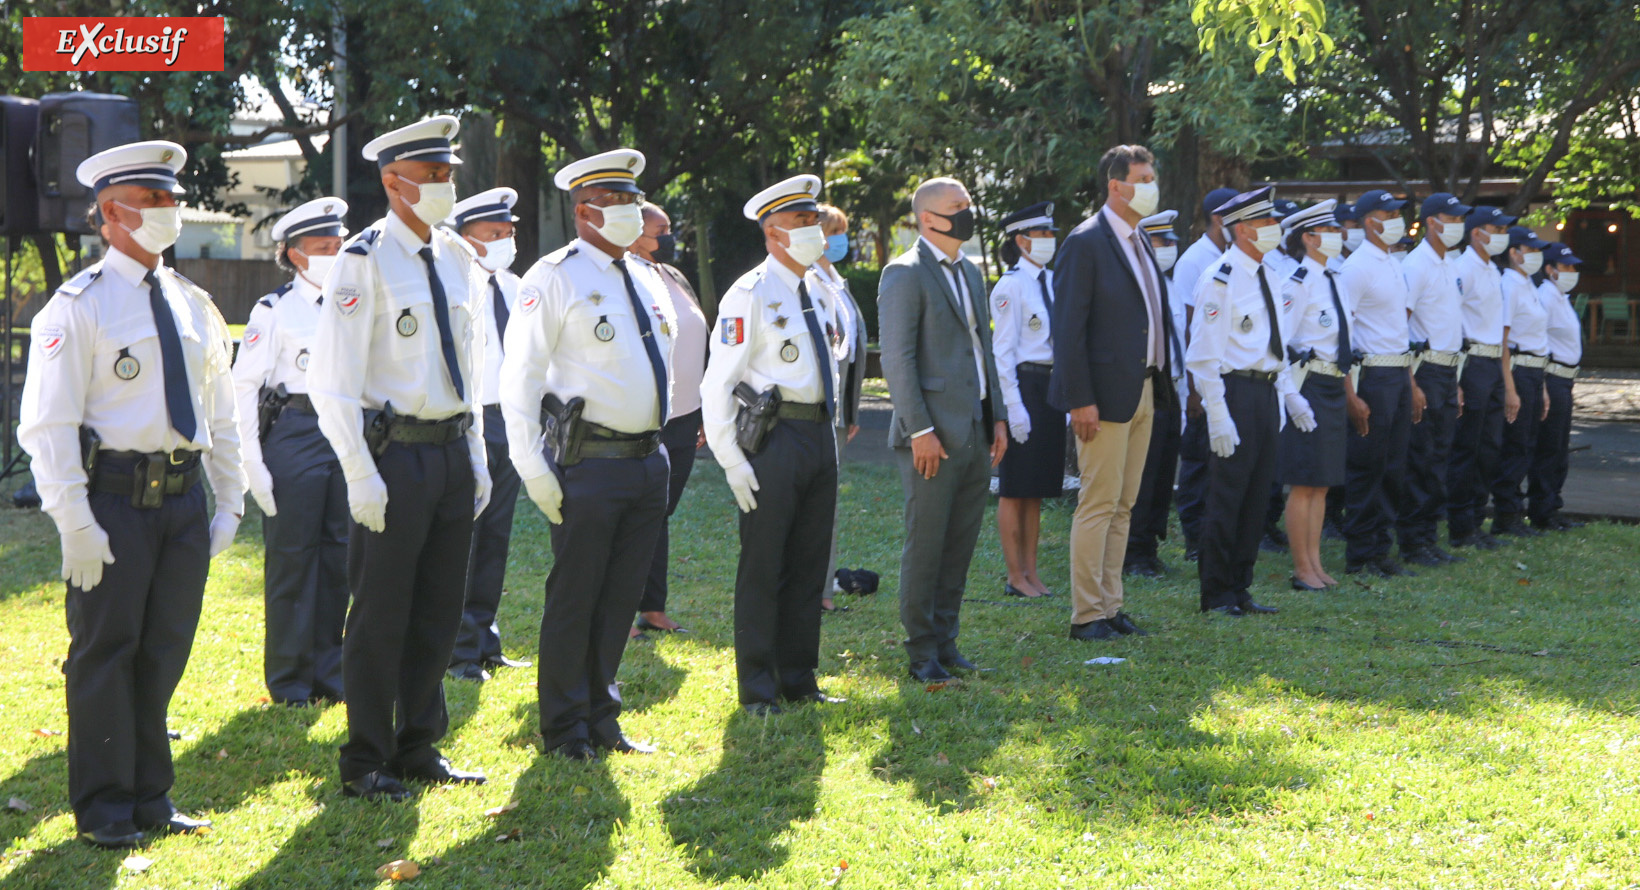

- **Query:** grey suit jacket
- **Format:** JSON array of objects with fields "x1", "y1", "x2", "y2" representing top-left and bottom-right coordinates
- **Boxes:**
[{"x1": 878, "y1": 239, "x2": 1004, "y2": 449}]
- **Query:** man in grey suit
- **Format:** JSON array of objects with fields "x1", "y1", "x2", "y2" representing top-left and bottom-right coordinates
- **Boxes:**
[{"x1": 878, "y1": 177, "x2": 1008, "y2": 682}]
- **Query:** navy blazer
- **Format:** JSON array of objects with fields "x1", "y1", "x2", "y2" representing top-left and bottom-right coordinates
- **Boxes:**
[{"x1": 1047, "y1": 207, "x2": 1179, "y2": 424}]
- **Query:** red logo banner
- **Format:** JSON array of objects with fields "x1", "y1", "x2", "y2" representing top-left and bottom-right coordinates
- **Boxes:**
[{"x1": 22, "y1": 17, "x2": 225, "y2": 72}]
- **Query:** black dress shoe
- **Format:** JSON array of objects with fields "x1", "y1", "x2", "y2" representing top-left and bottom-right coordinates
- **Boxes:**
[
  {"x1": 1345, "y1": 561, "x2": 1392, "y2": 578},
  {"x1": 1552, "y1": 515, "x2": 1585, "y2": 530},
  {"x1": 1290, "y1": 575, "x2": 1327, "y2": 591},
  {"x1": 446, "y1": 663, "x2": 490, "y2": 682},
  {"x1": 1453, "y1": 530, "x2": 1503, "y2": 550},
  {"x1": 1207, "y1": 605, "x2": 1247, "y2": 617},
  {"x1": 1069, "y1": 619, "x2": 1121, "y2": 641},
  {"x1": 1109, "y1": 612, "x2": 1149, "y2": 636},
  {"x1": 1004, "y1": 583, "x2": 1033, "y2": 598},
  {"x1": 342, "y1": 771, "x2": 411, "y2": 801},
  {"x1": 1429, "y1": 545, "x2": 1465, "y2": 564},
  {"x1": 743, "y1": 701, "x2": 784, "y2": 717},
  {"x1": 908, "y1": 660, "x2": 953, "y2": 682},
  {"x1": 1241, "y1": 600, "x2": 1280, "y2": 614},
  {"x1": 548, "y1": 739, "x2": 602, "y2": 761},
  {"x1": 596, "y1": 734, "x2": 657, "y2": 754},
  {"x1": 141, "y1": 813, "x2": 212, "y2": 835},
  {"x1": 397, "y1": 758, "x2": 486, "y2": 785},
  {"x1": 483, "y1": 654, "x2": 533, "y2": 669},
  {"x1": 1400, "y1": 548, "x2": 1443, "y2": 568},
  {"x1": 635, "y1": 616, "x2": 689, "y2": 633},
  {"x1": 785, "y1": 691, "x2": 847, "y2": 705},
  {"x1": 1376, "y1": 557, "x2": 1416, "y2": 577},
  {"x1": 79, "y1": 821, "x2": 145, "y2": 848},
  {"x1": 941, "y1": 653, "x2": 979, "y2": 672}
]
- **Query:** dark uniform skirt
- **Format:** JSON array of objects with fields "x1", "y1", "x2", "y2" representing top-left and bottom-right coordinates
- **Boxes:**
[
  {"x1": 1278, "y1": 372, "x2": 1346, "y2": 488},
  {"x1": 998, "y1": 363, "x2": 1066, "y2": 499}
]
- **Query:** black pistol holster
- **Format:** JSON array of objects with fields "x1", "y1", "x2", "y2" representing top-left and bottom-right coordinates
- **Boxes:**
[
  {"x1": 734, "y1": 382, "x2": 782, "y2": 456},
  {"x1": 79, "y1": 426, "x2": 102, "y2": 479},
  {"x1": 541, "y1": 393, "x2": 589, "y2": 467},
  {"x1": 363, "y1": 402, "x2": 396, "y2": 459},
  {"x1": 257, "y1": 383, "x2": 292, "y2": 441}
]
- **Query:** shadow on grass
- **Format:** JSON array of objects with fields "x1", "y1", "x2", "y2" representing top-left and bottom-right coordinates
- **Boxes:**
[
  {"x1": 661, "y1": 707, "x2": 825, "y2": 883},
  {"x1": 614, "y1": 638, "x2": 688, "y2": 714},
  {"x1": 232, "y1": 780, "x2": 424, "y2": 889}
]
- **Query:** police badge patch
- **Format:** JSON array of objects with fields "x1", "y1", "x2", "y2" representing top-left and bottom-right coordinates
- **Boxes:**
[
  {"x1": 36, "y1": 325, "x2": 65, "y2": 360},
  {"x1": 722, "y1": 317, "x2": 745, "y2": 345},
  {"x1": 519, "y1": 286, "x2": 543, "y2": 313},
  {"x1": 334, "y1": 284, "x2": 363, "y2": 317},
  {"x1": 1203, "y1": 302, "x2": 1221, "y2": 321},
  {"x1": 243, "y1": 326, "x2": 263, "y2": 348}
]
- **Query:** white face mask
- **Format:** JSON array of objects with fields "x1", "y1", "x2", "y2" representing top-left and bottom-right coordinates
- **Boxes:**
[
  {"x1": 296, "y1": 251, "x2": 337, "y2": 284},
  {"x1": 472, "y1": 235, "x2": 517, "y2": 272},
  {"x1": 779, "y1": 224, "x2": 827, "y2": 267},
  {"x1": 1248, "y1": 222, "x2": 1281, "y2": 255},
  {"x1": 394, "y1": 176, "x2": 457, "y2": 227},
  {"x1": 1520, "y1": 251, "x2": 1543, "y2": 276},
  {"x1": 591, "y1": 202, "x2": 643, "y2": 248},
  {"x1": 1483, "y1": 231, "x2": 1509, "y2": 257},
  {"x1": 114, "y1": 201, "x2": 182, "y2": 253},
  {"x1": 1555, "y1": 270, "x2": 1579, "y2": 294},
  {"x1": 1123, "y1": 181, "x2": 1159, "y2": 218},
  {"x1": 1152, "y1": 244, "x2": 1177, "y2": 272},
  {"x1": 1438, "y1": 220, "x2": 1465, "y2": 248},
  {"x1": 1027, "y1": 236, "x2": 1057, "y2": 266},
  {"x1": 1374, "y1": 216, "x2": 1406, "y2": 245},
  {"x1": 1317, "y1": 231, "x2": 1344, "y2": 258},
  {"x1": 1344, "y1": 228, "x2": 1366, "y2": 253}
]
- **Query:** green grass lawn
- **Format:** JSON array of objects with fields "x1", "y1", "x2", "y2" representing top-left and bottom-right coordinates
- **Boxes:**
[{"x1": 1, "y1": 463, "x2": 1638, "y2": 888}]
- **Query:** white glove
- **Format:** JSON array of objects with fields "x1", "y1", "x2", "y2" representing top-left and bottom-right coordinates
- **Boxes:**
[
  {"x1": 473, "y1": 466, "x2": 493, "y2": 519},
  {"x1": 246, "y1": 460, "x2": 277, "y2": 517},
  {"x1": 60, "y1": 522, "x2": 115, "y2": 591},
  {"x1": 724, "y1": 460, "x2": 760, "y2": 513},
  {"x1": 523, "y1": 473, "x2": 564, "y2": 524},
  {"x1": 1206, "y1": 401, "x2": 1240, "y2": 459},
  {"x1": 1005, "y1": 401, "x2": 1031, "y2": 444},
  {"x1": 208, "y1": 511, "x2": 240, "y2": 558},
  {"x1": 346, "y1": 472, "x2": 389, "y2": 533},
  {"x1": 1285, "y1": 392, "x2": 1317, "y2": 433}
]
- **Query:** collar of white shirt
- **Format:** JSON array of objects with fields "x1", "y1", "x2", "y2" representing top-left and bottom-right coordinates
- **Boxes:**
[
  {"x1": 1018, "y1": 259, "x2": 1047, "y2": 281},
  {"x1": 385, "y1": 210, "x2": 433, "y2": 252},
  {"x1": 764, "y1": 256, "x2": 802, "y2": 294},
  {"x1": 292, "y1": 272, "x2": 323, "y2": 303},
  {"x1": 918, "y1": 234, "x2": 962, "y2": 265},
  {"x1": 1227, "y1": 242, "x2": 1264, "y2": 275},
  {"x1": 1101, "y1": 203, "x2": 1137, "y2": 242},
  {"x1": 102, "y1": 245, "x2": 154, "y2": 287},
  {"x1": 1356, "y1": 240, "x2": 1391, "y2": 264},
  {"x1": 574, "y1": 237, "x2": 621, "y2": 271}
]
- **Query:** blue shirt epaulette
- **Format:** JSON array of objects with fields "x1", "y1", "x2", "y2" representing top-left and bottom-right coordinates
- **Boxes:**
[
  {"x1": 56, "y1": 265, "x2": 104, "y2": 298},
  {"x1": 343, "y1": 229, "x2": 381, "y2": 256},
  {"x1": 1002, "y1": 264, "x2": 1019, "y2": 275},
  {"x1": 540, "y1": 244, "x2": 579, "y2": 266},
  {"x1": 259, "y1": 281, "x2": 295, "y2": 308},
  {"x1": 1212, "y1": 263, "x2": 1233, "y2": 285},
  {"x1": 1290, "y1": 265, "x2": 1309, "y2": 284}
]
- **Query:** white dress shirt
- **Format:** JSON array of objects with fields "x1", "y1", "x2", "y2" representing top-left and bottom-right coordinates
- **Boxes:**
[
  {"x1": 499, "y1": 237, "x2": 675, "y2": 482},
  {"x1": 1174, "y1": 232, "x2": 1228, "y2": 310},
  {"x1": 1503, "y1": 268, "x2": 1549, "y2": 355},
  {"x1": 1281, "y1": 256, "x2": 1350, "y2": 363},
  {"x1": 990, "y1": 260, "x2": 1055, "y2": 410},
  {"x1": 1102, "y1": 205, "x2": 1164, "y2": 368},
  {"x1": 1539, "y1": 280, "x2": 1582, "y2": 366},
  {"x1": 19, "y1": 246, "x2": 244, "y2": 533},
  {"x1": 1263, "y1": 248, "x2": 1300, "y2": 285},
  {"x1": 631, "y1": 255, "x2": 708, "y2": 419},
  {"x1": 1338, "y1": 240, "x2": 1412, "y2": 356},
  {"x1": 309, "y1": 211, "x2": 486, "y2": 484},
  {"x1": 1455, "y1": 247, "x2": 1505, "y2": 346},
  {"x1": 1402, "y1": 239, "x2": 1465, "y2": 352},
  {"x1": 232, "y1": 272, "x2": 325, "y2": 474},
  {"x1": 475, "y1": 268, "x2": 520, "y2": 407},
  {"x1": 1186, "y1": 244, "x2": 1300, "y2": 410},
  {"x1": 701, "y1": 256, "x2": 839, "y2": 468}
]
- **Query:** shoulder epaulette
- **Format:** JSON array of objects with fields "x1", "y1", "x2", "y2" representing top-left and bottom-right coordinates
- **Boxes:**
[
  {"x1": 1002, "y1": 265, "x2": 1019, "y2": 275},
  {"x1": 540, "y1": 244, "x2": 579, "y2": 266},
  {"x1": 258, "y1": 281, "x2": 295, "y2": 308},
  {"x1": 1212, "y1": 263, "x2": 1232, "y2": 285},
  {"x1": 343, "y1": 228, "x2": 381, "y2": 256},
  {"x1": 56, "y1": 265, "x2": 104, "y2": 298},
  {"x1": 1290, "y1": 265, "x2": 1309, "y2": 284}
]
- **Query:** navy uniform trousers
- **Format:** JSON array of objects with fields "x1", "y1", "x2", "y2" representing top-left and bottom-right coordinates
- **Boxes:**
[
  {"x1": 538, "y1": 449, "x2": 668, "y2": 751},
  {"x1": 1447, "y1": 355, "x2": 1504, "y2": 539},
  {"x1": 338, "y1": 437, "x2": 474, "y2": 782},
  {"x1": 1493, "y1": 365, "x2": 1546, "y2": 519},
  {"x1": 1199, "y1": 375, "x2": 1278, "y2": 610},
  {"x1": 1175, "y1": 412, "x2": 1208, "y2": 550},
  {"x1": 640, "y1": 409, "x2": 703, "y2": 614},
  {"x1": 735, "y1": 418, "x2": 837, "y2": 704},
  {"x1": 1127, "y1": 397, "x2": 1181, "y2": 561},
  {"x1": 451, "y1": 404, "x2": 523, "y2": 670},
  {"x1": 1343, "y1": 366, "x2": 1411, "y2": 565},
  {"x1": 1528, "y1": 373, "x2": 1575, "y2": 524},
  {"x1": 261, "y1": 407, "x2": 348, "y2": 704},
  {"x1": 1398, "y1": 363, "x2": 1459, "y2": 553},
  {"x1": 67, "y1": 474, "x2": 208, "y2": 833}
]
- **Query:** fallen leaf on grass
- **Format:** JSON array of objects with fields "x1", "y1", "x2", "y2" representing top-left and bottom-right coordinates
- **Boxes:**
[
  {"x1": 1020, "y1": 656, "x2": 1035, "y2": 668},
  {"x1": 375, "y1": 859, "x2": 420, "y2": 881},
  {"x1": 1518, "y1": 578, "x2": 1532, "y2": 586},
  {"x1": 121, "y1": 855, "x2": 153, "y2": 873},
  {"x1": 824, "y1": 859, "x2": 850, "y2": 886},
  {"x1": 934, "y1": 752, "x2": 950, "y2": 766},
  {"x1": 924, "y1": 682, "x2": 948, "y2": 693},
  {"x1": 494, "y1": 828, "x2": 522, "y2": 843},
  {"x1": 483, "y1": 800, "x2": 520, "y2": 818},
  {"x1": 216, "y1": 749, "x2": 229, "y2": 760},
  {"x1": 572, "y1": 786, "x2": 589, "y2": 797},
  {"x1": 30, "y1": 729, "x2": 60, "y2": 738},
  {"x1": 376, "y1": 838, "x2": 395, "y2": 849},
  {"x1": 6, "y1": 797, "x2": 32, "y2": 813},
  {"x1": 982, "y1": 777, "x2": 998, "y2": 789}
]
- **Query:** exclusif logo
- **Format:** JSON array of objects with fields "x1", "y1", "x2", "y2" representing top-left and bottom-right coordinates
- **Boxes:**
[{"x1": 22, "y1": 17, "x2": 225, "y2": 72}]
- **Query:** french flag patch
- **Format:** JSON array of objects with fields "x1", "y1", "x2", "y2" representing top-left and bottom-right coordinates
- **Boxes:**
[{"x1": 721, "y1": 317, "x2": 745, "y2": 345}]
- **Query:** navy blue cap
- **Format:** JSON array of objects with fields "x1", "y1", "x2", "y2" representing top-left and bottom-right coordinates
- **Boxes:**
[
  {"x1": 1507, "y1": 225, "x2": 1549, "y2": 250},
  {"x1": 1465, "y1": 205, "x2": 1517, "y2": 231},
  {"x1": 1334, "y1": 201, "x2": 1357, "y2": 224},
  {"x1": 1273, "y1": 199, "x2": 1301, "y2": 219},
  {"x1": 1000, "y1": 201, "x2": 1057, "y2": 234},
  {"x1": 1214, "y1": 186, "x2": 1277, "y2": 225},
  {"x1": 1542, "y1": 242, "x2": 1583, "y2": 266},
  {"x1": 1203, "y1": 187, "x2": 1239, "y2": 218},
  {"x1": 1354, "y1": 189, "x2": 1407, "y2": 215},
  {"x1": 1394, "y1": 235, "x2": 1418, "y2": 249},
  {"x1": 1420, "y1": 192, "x2": 1471, "y2": 220}
]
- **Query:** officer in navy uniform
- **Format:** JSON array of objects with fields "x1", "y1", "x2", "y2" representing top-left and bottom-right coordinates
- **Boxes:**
[
  {"x1": 310, "y1": 116, "x2": 492, "y2": 800},
  {"x1": 19, "y1": 141, "x2": 243, "y2": 846},
  {"x1": 500, "y1": 148, "x2": 672, "y2": 758},
  {"x1": 1186, "y1": 187, "x2": 1310, "y2": 616},
  {"x1": 232, "y1": 196, "x2": 351, "y2": 706},
  {"x1": 700, "y1": 174, "x2": 845, "y2": 715},
  {"x1": 445, "y1": 187, "x2": 533, "y2": 681},
  {"x1": 1125, "y1": 209, "x2": 1186, "y2": 577}
]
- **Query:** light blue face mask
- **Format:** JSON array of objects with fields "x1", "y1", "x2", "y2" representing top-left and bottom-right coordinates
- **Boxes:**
[{"x1": 824, "y1": 233, "x2": 849, "y2": 263}]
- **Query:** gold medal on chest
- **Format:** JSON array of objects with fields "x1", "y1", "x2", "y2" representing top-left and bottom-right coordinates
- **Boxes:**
[
  {"x1": 113, "y1": 347, "x2": 141, "y2": 380},
  {"x1": 396, "y1": 309, "x2": 418, "y2": 337}
]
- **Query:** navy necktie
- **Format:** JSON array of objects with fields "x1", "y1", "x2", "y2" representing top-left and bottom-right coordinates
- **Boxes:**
[
  {"x1": 1255, "y1": 266, "x2": 1284, "y2": 361},
  {"x1": 417, "y1": 247, "x2": 466, "y2": 401},
  {"x1": 613, "y1": 258, "x2": 669, "y2": 426},
  {"x1": 145, "y1": 272, "x2": 197, "y2": 442},
  {"x1": 1325, "y1": 269, "x2": 1353, "y2": 373},
  {"x1": 490, "y1": 275, "x2": 509, "y2": 344},
  {"x1": 1036, "y1": 268, "x2": 1054, "y2": 316},
  {"x1": 798, "y1": 280, "x2": 836, "y2": 417}
]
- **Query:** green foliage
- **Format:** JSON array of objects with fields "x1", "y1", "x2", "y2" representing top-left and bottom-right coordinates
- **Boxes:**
[
  {"x1": 839, "y1": 263, "x2": 882, "y2": 340},
  {"x1": 1192, "y1": 0, "x2": 1334, "y2": 82}
]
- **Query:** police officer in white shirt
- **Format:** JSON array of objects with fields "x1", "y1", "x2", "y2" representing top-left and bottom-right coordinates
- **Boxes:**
[
  {"x1": 1396, "y1": 192, "x2": 1472, "y2": 567},
  {"x1": 1338, "y1": 189, "x2": 1423, "y2": 578},
  {"x1": 1492, "y1": 226, "x2": 1553, "y2": 537},
  {"x1": 310, "y1": 116, "x2": 491, "y2": 799},
  {"x1": 1187, "y1": 186, "x2": 1310, "y2": 616},
  {"x1": 500, "y1": 148, "x2": 672, "y2": 758},
  {"x1": 233, "y1": 196, "x2": 350, "y2": 707},
  {"x1": 445, "y1": 187, "x2": 533, "y2": 681},
  {"x1": 1126, "y1": 209, "x2": 1187, "y2": 577},
  {"x1": 1171, "y1": 186, "x2": 1237, "y2": 560},
  {"x1": 1446, "y1": 204, "x2": 1517, "y2": 550},
  {"x1": 19, "y1": 141, "x2": 242, "y2": 846},
  {"x1": 701, "y1": 174, "x2": 845, "y2": 715},
  {"x1": 1529, "y1": 242, "x2": 1585, "y2": 531}
]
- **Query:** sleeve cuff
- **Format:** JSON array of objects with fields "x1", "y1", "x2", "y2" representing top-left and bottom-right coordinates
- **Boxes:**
[
  {"x1": 50, "y1": 499, "x2": 98, "y2": 536},
  {"x1": 911, "y1": 427, "x2": 935, "y2": 439}
]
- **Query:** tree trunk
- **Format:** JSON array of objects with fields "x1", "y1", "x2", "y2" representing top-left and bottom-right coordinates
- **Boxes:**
[{"x1": 497, "y1": 117, "x2": 543, "y2": 267}]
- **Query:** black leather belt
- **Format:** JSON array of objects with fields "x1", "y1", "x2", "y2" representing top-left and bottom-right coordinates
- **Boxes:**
[
  {"x1": 1228, "y1": 369, "x2": 1279, "y2": 383},
  {"x1": 775, "y1": 401, "x2": 828, "y2": 422},
  {"x1": 580, "y1": 420, "x2": 662, "y2": 459},
  {"x1": 1017, "y1": 361, "x2": 1053, "y2": 375},
  {"x1": 284, "y1": 392, "x2": 316, "y2": 414},
  {"x1": 387, "y1": 413, "x2": 472, "y2": 445},
  {"x1": 90, "y1": 451, "x2": 203, "y2": 504}
]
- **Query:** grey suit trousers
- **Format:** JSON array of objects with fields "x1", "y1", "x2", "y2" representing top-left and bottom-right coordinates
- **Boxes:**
[{"x1": 895, "y1": 417, "x2": 990, "y2": 664}]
